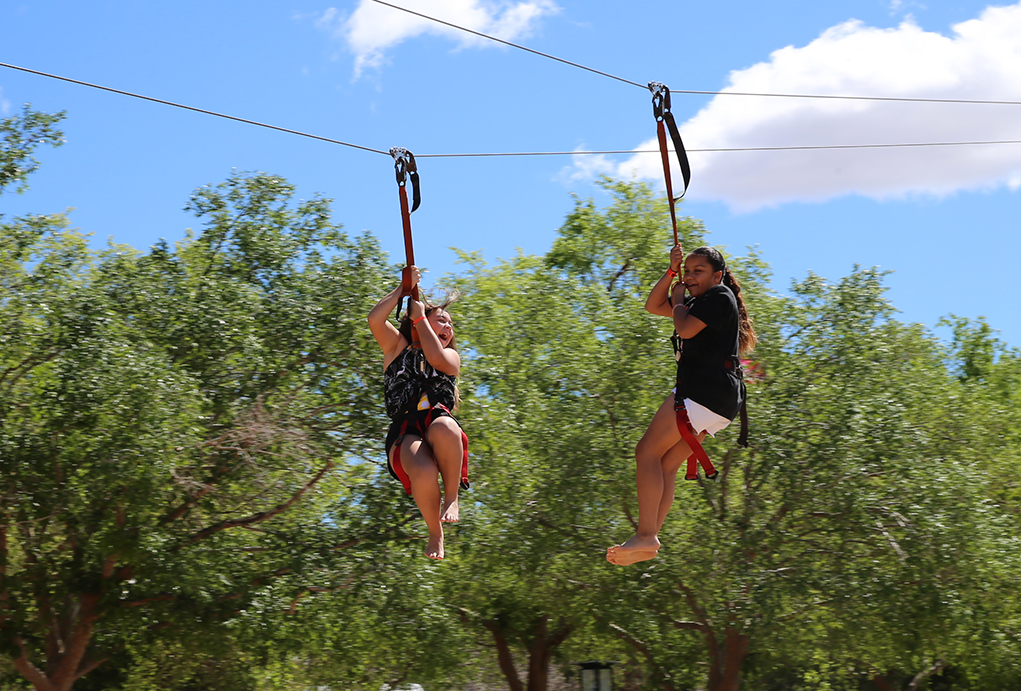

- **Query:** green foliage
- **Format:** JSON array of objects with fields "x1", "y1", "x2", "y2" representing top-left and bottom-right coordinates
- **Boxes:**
[
  {"x1": 2, "y1": 129, "x2": 1018, "y2": 690},
  {"x1": 0, "y1": 168, "x2": 427, "y2": 691},
  {"x1": 432, "y1": 181, "x2": 1021, "y2": 691},
  {"x1": 0, "y1": 105, "x2": 65, "y2": 196}
]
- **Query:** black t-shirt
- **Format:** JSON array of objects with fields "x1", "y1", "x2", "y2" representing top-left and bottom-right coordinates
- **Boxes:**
[{"x1": 676, "y1": 284, "x2": 744, "y2": 420}]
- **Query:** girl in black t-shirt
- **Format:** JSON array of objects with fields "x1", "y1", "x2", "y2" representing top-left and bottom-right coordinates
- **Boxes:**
[
  {"x1": 608, "y1": 246, "x2": 756, "y2": 566},
  {"x1": 368, "y1": 266, "x2": 468, "y2": 561}
]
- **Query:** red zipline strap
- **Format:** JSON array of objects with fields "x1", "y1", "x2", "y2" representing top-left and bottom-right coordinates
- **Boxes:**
[
  {"x1": 391, "y1": 147, "x2": 422, "y2": 336},
  {"x1": 675, "y1": 402, "x2": 718, "y2": 481},
  {"x1": 649, "y1": 82, "x2": 691, "y2": 247}
]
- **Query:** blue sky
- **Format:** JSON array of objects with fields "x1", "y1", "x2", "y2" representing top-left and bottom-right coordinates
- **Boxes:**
[{"x1": 3, "y1": 0, "x2": 1020, "y2": 345}]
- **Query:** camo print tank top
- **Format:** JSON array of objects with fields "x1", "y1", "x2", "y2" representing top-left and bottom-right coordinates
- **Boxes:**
[{"x1": 383, "y1": 346, "x2": 457, "y2": 419}]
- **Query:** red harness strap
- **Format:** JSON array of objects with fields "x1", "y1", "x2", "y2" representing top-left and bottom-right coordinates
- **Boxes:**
[
  {"x1": 390, "y1": 419, "x2": 414, "y2": 495},
  {"x1": 675, "y1": 401, "x2": 718, "y2": 481},
  {"x1": 389, "y1": 405, "x2": 469, "y2": 496}
]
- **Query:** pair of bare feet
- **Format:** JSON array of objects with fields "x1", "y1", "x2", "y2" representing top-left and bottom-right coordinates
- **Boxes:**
[
  {"x1": 425, "y1": 498, "x2": 459, "y2": 560},
  {"x1": 606, "y1": 534, "x2": 660, "y2": 566}
]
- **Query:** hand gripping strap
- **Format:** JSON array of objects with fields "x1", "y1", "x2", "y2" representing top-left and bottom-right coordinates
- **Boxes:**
[{"x1": 675, "y1": 402, "x2": 718, "y2": 481}]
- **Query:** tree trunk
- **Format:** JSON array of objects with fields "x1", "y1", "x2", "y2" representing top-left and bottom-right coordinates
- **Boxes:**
[
  {"x1": 12, "y1": 594, "x2": 104, "y2": 691},
  {"x1": 482, "y1": 619, "x2": 525, "y2": 691},
  {"x1": 482, "y1": 614, "x2": 574, "y2": 691},
  {"x1": 704, "y1": 626, "x2": 749, "y2": 691}
]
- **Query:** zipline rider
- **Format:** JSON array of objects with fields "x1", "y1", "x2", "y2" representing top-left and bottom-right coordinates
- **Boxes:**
[{"x1": 608, "y1": 245, "x2": 757, "y2": 566}]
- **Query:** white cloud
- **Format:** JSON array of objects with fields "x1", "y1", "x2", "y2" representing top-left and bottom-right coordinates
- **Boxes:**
[
  {"x1": 321, "y1": 0, "x2": 559, "y2": 77},
  {"x1": 556, "y1": 147, "x2": 615, "y2": 184},
  {"x1": 0, "y1": 88, "x2": 11, "y2": 116},
  {"x1": 577, "y1": 3, "x2": 1021, "y2": 212}
]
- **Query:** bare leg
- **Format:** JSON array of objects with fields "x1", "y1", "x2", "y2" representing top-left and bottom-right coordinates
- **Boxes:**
[
  {"x1": 656, "y1": 433, "x2": 705, "y2": 530},
  {"x1": 427, "y1": 417, "x2": 464, "y2": 523},
  {"x1": 607, "y1": 394, "x2": 682, "y2": 565},
  {"x1": 392, "y1": 436, "x2": 444, "y2": 559}
]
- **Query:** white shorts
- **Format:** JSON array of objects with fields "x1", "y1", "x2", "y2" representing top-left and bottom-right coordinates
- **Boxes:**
[{"x1": 672, "y1": 390, "x2": 732, "y2": 437}]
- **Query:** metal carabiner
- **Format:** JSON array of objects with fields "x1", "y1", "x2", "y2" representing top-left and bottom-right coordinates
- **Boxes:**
[
  {"x1": 648, "y1": 81, "x2": 671, "y2": 122},
  {"x1": 390, "y1": 146, "x2": 414, "y2": 186}
]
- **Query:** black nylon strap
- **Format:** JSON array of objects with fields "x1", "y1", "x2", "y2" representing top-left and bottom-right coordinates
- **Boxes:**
[
  {"x1": 649, "y1": 82, "x2": 691, "y2": 200},
  {"x1": 662, "y1": 110, "x2": 690, "y2": 200},
  {"x1": 408, "y1": 157, "x2": 421, "y2": 212},
  {"x1": 738, "y1": 397, "x2": 749, "y2": 448}
]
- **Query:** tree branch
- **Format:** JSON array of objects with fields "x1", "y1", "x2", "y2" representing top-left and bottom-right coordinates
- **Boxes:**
[
  {"x1": 177, "y1": 461, "x2": 335, "y2": 546},
  {"x1": 13, "y1": 637, "x2": 53, "y2": 691},
  {"x1": 602, "y1": 621, "x2": 677, "y2": 691},
  {"x1": 906, "y1": 660, "x2": 947, "y2": 691},
  {"x1": 160, "y1": 462, "x2": 235, "y2": 525},
  {"x1": 481, "y1": 619, "x2": 524, "y2": 691}
]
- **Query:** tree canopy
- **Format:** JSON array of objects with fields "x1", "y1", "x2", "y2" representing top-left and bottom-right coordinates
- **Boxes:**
[{"x1": 2, "y1": 110, "x2": 1019, "y2": 691}]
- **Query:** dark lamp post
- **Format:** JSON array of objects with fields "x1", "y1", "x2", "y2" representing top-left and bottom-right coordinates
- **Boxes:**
[{"x1": 574, "y1": 660, "x2": 618, "y2": 691}]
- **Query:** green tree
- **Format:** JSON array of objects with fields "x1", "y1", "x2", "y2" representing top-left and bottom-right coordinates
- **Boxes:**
[
  {"x1": 431, "y1": 180, "x2": 709, "y2": 691},
  {"x1": 0, "y1": 105, "x2": 65, "y2": 195},
  {"x1": 439, "y1": 180, "x2": 1020, "y2": 691},
  {"x1": 0, "y1": 168, "x2": 420, "y2": 691},
  {"x1": 596, "y1": 265, "x2": 1020, "y2": 690}
]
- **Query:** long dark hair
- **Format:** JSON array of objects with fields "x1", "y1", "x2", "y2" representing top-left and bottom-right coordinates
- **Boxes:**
[{"x1": 688, "y1": 246, "x2": 758, "y2": 355}]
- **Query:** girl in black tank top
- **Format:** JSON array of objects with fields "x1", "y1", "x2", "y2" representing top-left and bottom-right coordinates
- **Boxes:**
[
  {"x1": 608, "y1": 246, "x2": 757, "y2": 567},
  {"x1": 368, "y1": 266, "x2": 467, "y2": 561}
]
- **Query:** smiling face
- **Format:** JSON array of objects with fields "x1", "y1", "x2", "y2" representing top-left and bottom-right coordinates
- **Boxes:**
[
  {"x1": 428, "y1": 309, "x2": 455, "y2": 348},
  {"x1": 683, "y1": 254, "x2": 724, "y2": 298}
]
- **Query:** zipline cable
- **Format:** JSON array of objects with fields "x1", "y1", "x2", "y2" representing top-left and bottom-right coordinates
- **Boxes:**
[
  {"x1": 4, "y1": 62, "x2": 1021, "y2": 157},
  {"x1": 417, "y1": 139, "x2": 1021, "y2": 157},
  {"x1": 0, "y1": 61, "x2": 390, "y2": 156},
  {"x1": 370, "y1": 0, "x2": 1021, "y2": 107},
  {"x1": 367, "y1": 0, "x2": 646, "y2": 90}
]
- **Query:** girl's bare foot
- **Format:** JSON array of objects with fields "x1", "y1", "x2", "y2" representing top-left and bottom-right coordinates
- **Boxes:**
[
  {"x1": 606, "y1": 534, "x2": 660, "y2": 566},
  {"x1": 607, "y1": 548, "x2": 659, "y2": 565},
  {"x1": 440, "y1": 497, "x2": 459, "y2": 523},
  {"x1": 425, "y1": 531, "x2": 444, "y2": 560}
]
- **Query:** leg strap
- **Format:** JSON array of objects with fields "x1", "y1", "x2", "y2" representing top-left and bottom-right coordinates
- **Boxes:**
[
  {"x1": 388, "y1": 421, "x2": 413, "y2": 496},
  {"x1": 675, "y1": 403, "x2": 718, "y2": 481}
]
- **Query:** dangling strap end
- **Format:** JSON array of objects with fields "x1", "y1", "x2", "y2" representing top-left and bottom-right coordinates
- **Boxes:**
[{"x1": 738, "y1": 398, "x2": 750, "y2": 448}]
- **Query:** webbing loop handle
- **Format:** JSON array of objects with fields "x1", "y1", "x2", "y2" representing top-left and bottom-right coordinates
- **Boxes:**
[{"x1": 648, "y1": 82, "x2": 691, "y2": 246}]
